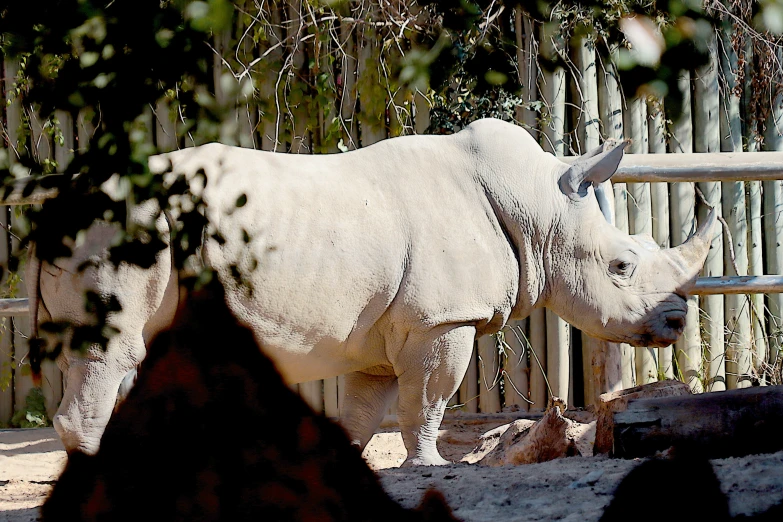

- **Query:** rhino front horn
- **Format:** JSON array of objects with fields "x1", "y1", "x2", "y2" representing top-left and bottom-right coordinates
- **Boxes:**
[{"x1": 670, "y1": 207, "x2": 718, "y2": 286}]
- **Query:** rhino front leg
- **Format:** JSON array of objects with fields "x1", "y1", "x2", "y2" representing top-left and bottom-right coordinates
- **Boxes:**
[
  {"x1": 340, "y1": 370, "x2": 398, "y2": 450},
  {"x1": 55, "y1": 336, "x2": 146, "y2": 454},
  {"x1": 395, "y1": 324, "x2": 476, "y2": 467}
]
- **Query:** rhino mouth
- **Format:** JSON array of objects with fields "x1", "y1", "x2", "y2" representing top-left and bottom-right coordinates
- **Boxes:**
[{"x1": 632, "y1": 301, "x2": 688, "y2": 347}]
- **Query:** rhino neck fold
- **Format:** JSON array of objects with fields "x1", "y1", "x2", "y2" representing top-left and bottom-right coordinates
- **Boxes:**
[{"x1": 480, "y1": 187, "x2": 551, "y2": 321}]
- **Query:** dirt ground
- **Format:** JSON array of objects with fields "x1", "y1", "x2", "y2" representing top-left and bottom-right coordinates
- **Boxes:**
[{"x1": 3, "y1": 417, "x2": 783, "y2": 522}]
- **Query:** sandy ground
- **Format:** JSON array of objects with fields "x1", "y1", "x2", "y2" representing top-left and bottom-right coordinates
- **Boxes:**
[{"x1": 3, "y1": 418, "x2": 783, "y2": 521}]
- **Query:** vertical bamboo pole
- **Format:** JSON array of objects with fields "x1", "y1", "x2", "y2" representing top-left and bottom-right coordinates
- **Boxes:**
[
  {"x1": 748, "y1": 180, "x2": 766, "y2": 379},
  {"x1": 527, "y1": 308, "x2": 547, "y2": 411},
  {"x1": 323, "y1": 15, "x2": 342, "y2": 411},
  {"x1": 155, "y1": 100, "x2": 178, "y2": 152},
  {"x1": 477, "y1": 335, "x2": 501, "y2": 413},
  {"x1": 670, "y1": 71, "x2": 703, "y2": 393},
  {"x1": 356, "y1": 12, "x2": 386, "y2": 146},
  {"x1": 539, "y1": 22, "x2": 566, "y2": 156},
  {"x1": 693, "y1": 33, "x2": 726, "y2": 391},
  {"x1": 591, "y1": 49, "x2": 625, "y2": 400},
  {"x1": 0, "y1": 56, "x2": 11, "y2": 422},
  {"x1": 741, "y1": 43, "x2": 768, "y2": 380},
  {"x1": 259, "y1": 4, "x2": 284, "y2": 152},
  {"x1": 719, "y1": 32, "x2": 750, "y2": 388},
  {"x1": 504, "y1": 11, "x2": 546, "y2": 411},
  {"x1": 236, "y1": 2, "x2": 257, "y2": 149},
  {"x1": 648, "y1": 99, "x2": 674, "y2": 379},
  {"x1": 719, "y1": 32, "x2": 755, "y2": 389},
  {"x1": 545, "y1": 307, "x2": 570, "y2": 403},
  {"x1": 763, "y1": 47, "x2": 783, "y2": 377},
  {"x1": 577, "y1": 35, "x2": 619, "y2": 405},
  {"x1": 597, "y1": 49, "x2": 634, "y2": 390},
  {"x1": 503, "y1": 320, "x2": 529, "y2": 411},
  {"x1": 339, "y1": 18, "x2": 360, "y2": 148},
  {"x1": 515, "y1": 9, "x2": 538, "y2": 136},
  {"x1": 0, "y1": 215, "x2": 9, "y2": 424},
  {"x1": 1, "y1": 58, "x2": 21, "y2": 422},
  {"x1": 539, "y1": 22, "x2": 568, "y2": 405},
  {"x1": 626, "y1": 97, "x2": 658, "y2": 385},
  {"x1": 287, "y1": 1, "x2": 312, "y2": 153},
  {"x1": 458, "y1": 344, "x2": 479, "y2": 413}
]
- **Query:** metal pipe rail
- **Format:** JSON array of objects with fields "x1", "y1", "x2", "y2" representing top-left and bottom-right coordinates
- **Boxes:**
[{"x1": 564, "y1": 151, "x2": 783, "y2": 182}]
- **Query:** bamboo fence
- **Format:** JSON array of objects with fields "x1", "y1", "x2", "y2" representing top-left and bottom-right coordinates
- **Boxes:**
[{"x1": 1, "y1": 7, "x2": 783, "y2": 424}]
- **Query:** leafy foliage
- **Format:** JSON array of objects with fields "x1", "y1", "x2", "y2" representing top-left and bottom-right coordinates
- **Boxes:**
[{"x1": 10, "y1": 387, "x2": 50, "y2": 428}]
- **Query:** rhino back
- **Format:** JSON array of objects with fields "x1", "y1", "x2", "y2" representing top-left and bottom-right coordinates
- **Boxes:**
[{"x1": 162, "y1": 135, "x2": 520, "y2": 382}]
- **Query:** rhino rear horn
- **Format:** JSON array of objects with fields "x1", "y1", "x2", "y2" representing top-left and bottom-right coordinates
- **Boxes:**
[{"x1": 558, "y1": 139, "x2": 629, "y2": 201}]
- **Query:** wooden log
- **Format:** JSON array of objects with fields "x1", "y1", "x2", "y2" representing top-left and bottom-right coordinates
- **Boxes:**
[
  {"x1": 648, "y1": 99, "x2": 674, "y2": 379},
  {"x1": 669, "y1": 70, "x2": 703, "y2": 392},
  {"x1": 594, "y1": 379, "x2": 691, "y2": 454},
  {"x1": 478, "y1": 334, "x2": 501, "y2": 413},
  {"x1": 612, "y1": 384, "x2": 783, "y2": 459}
]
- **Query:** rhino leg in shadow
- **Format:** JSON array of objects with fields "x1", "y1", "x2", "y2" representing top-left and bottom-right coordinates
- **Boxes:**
[{"x1": 41, "y1": 278, "x2": 458, "y2": 522}]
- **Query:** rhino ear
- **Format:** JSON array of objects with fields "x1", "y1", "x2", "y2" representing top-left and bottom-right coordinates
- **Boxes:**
[{"x1": 559, "y1": 139, "x2": 629, "y2": 201}]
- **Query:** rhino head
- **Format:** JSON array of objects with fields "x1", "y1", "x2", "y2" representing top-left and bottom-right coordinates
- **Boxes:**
[{"x1": 542, "y1": 140, "x2": 714, "y2": 347}]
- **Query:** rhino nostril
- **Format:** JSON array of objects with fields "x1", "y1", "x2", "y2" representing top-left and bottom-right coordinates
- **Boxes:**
[{"x1": 666, "y1": 315, "x2": 686, "y2": 331}]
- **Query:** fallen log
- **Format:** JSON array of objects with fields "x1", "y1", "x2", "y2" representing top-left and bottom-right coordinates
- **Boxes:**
[
  {"x1": 594, "y1": 379, "x2": 691, "y2": 454},
  {"x1": 610, "y1": 384, "x2": 783, "y2": 459}
]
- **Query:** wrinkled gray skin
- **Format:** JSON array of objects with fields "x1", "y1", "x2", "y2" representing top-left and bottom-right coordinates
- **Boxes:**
[{"x1": 27, "y1": 119, "x2": 714, "y2": 465}]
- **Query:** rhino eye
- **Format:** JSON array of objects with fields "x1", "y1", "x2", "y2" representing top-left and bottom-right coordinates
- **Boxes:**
[{"x1": 609, "y1": 257, "x2": 636, "y2": 277}]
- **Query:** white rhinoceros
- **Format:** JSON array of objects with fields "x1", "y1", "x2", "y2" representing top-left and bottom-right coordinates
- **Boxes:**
[{"x1": 22, "y1": 118, "x2": 714, "y2": 465}]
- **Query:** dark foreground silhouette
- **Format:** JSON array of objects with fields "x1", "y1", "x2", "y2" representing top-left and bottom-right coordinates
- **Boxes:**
[
  {"x1": 600, "y1": 452, "x2": 783, "y2": 522},
  {"x1": 42, "y1": 279, "x2": 458, "y2": 522}
]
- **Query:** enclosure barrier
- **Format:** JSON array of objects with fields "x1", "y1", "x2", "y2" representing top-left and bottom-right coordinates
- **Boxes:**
[{"x1": 2, "y1": 4, "x2": 783, "y2": 424}]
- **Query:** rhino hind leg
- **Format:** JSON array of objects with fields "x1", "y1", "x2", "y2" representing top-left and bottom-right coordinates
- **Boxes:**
[
  {"x1": 395, "y1": 324, "x2": 476, "y2": 467},
  {"x1": 340, "y1": 370, "x2": 399, "y2": 450}
]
